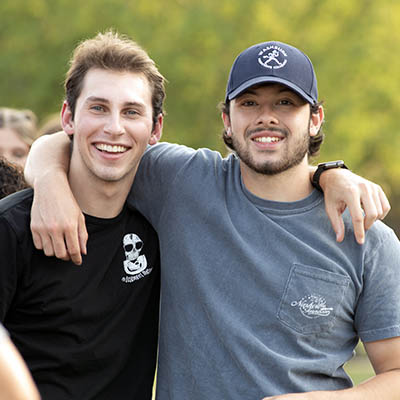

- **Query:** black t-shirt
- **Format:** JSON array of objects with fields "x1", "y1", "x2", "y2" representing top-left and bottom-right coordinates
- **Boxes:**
[{"x1": 0, "y1": 189, "x2": 160, "y2": 399}]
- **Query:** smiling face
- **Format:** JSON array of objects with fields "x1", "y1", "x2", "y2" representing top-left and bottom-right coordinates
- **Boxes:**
[
  {"x1": 223, "y1": 83, "x2": 323, "y2": 176},
  {"x1": 62, "y1": 68, "x2": 161, "y2": 188}
]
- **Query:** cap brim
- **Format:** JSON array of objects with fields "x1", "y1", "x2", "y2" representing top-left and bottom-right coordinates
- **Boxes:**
[{"x1": 227, "y1": 76, "x2": 316, "y2": 104}]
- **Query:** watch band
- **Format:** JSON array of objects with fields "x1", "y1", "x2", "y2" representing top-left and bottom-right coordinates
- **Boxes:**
[{"x1": 312, "y1": 160, "x2": 349, "y2": 192}]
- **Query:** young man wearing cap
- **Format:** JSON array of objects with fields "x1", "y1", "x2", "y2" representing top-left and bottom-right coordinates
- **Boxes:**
[
  {"x1": 25, "y1": 41, "x2": 395, "y2": 399},
  {"x1": 0, "y1": 32, "x2": 163, "y2": 399},
  {"x1": 218, "y1": 41, "x2": 400, "y2": 400}
]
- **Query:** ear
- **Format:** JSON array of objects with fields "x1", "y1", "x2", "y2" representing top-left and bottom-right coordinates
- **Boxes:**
[
  {"x1": 61, "y1": 101, "x2": 75, "y2": 138},
  {"x1": 309, "y1": 105, "x2": 324, "y2": 137},
  {"x1": 222, "y1": 112, "x2": 232, "y2": 136},
  {"x1": 149, "y1": 113, "x2": 163, "y2": 145}
]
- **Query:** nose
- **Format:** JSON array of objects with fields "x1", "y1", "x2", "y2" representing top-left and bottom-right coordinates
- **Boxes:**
[
  {"x1": 104, "y1": 113, "x2": 124, "y2": 135},
  {"x1": 255, "y1": 104, "x2": 279, "y2": 126}
]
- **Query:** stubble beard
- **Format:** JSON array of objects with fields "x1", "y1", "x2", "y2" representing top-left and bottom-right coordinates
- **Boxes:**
[{"x1": 230, "y1": 125, "x2": 310, "y2": 176}]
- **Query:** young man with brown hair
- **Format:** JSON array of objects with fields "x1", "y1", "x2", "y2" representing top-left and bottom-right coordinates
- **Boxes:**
[
  {"x1": 0, "y1": 31, "x2": 164, "y2": 399},
  {"x1": 219, "y1": 42, "x2": 400, "y2": 399}
]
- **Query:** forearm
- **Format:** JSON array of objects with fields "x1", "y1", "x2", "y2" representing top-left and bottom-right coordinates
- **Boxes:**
[
  {"x1": 351, "y1": 369, "x2": 400, "y2": 399},
  {"x1": 264, "y1": 370, "x2": 400, "y2": 400},
  {"x1": 24, "y1": 130, "x2": 87, "y2": 264},
  {"x1": 24, "y1": 131, "x2": 71, "y2": 187},
  {"x1": 321, "y1": 369, "x2": 400, "y2": 400}
]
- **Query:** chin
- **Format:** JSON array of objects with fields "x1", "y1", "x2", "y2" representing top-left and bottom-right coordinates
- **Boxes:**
[{"x1": 100, "y1": 168, "x2": 136, "y2": 184}]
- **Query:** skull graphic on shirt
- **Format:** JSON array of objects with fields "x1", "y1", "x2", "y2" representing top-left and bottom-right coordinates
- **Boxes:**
[{"x1": 123, "y1": 233, "x2": 147, "y2": 275}]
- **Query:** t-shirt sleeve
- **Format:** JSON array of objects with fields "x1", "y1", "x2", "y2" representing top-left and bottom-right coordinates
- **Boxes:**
[
  {"x1": 355, "y1": 228, "x2": 400, "y2": 342},
  {"x1": 0, "y1": 217, "x2": 20, "y2": 321},
  {"x1": 128, "y1": 143, "x2": 198, "y2": 225}
]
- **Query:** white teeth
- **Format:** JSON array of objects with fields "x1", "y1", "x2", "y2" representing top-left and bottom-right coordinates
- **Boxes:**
[
  {"x1": 253, "y1": 136, "x2": 281, "y2": 143},
  {"x1": 96, "y1": 143, "x2": 128, "y2": 153}
]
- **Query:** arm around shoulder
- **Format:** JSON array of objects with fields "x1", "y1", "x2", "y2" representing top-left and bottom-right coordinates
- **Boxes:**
[
  {"x1": 309, "y1": 165, "x2": 390, "y2": 245},
  {"x1": 24, "y1": 131, "x2": 70, "y2": 187},
  {"x1": 24, "y1": 131, "x2": 87, "y2": 265}
]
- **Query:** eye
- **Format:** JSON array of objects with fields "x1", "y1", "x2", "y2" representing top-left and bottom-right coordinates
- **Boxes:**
[
  {"x1": 12, "y1": 149, "x2": 28, "y2": 159},
  {"x1": 278, "y1": 99, "x2": 293, "y2": 106},
  {"x1": 90, "y1": 105, "x2": 105, "y2": 112},
  {"x1": 125, "y1": 109, "x2": 139, "y2": 117},
  {"x1": 241, "y1": 100, "x2": 257, "y2": 107}
]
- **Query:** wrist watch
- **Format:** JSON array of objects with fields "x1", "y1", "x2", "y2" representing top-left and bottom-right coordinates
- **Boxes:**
[{"x1": 312, "y1": 160, "x2": 349, "y2": 192}]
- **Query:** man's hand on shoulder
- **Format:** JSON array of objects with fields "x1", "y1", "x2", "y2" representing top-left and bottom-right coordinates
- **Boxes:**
[
  {"x1": 30, "y1": 169, "x2": 87, "y2": 265},
  {"x1": 25, "y1": 131, "x2": 88, "y2": 265},
  {"x1": 316, "y1": 167, "x2": 390, "y2": 244}
]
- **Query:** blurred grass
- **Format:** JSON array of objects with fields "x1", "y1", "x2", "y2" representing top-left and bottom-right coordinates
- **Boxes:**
[
  {"x1": 344, "y1": 342, "x2": 375, "y2": 385},
  {"x1": 345, "y1": 357, "x2": 374, "y2": 385}
]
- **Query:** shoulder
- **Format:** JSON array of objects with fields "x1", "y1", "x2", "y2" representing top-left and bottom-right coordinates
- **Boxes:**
[
  {"x1": 0, "y1": 188, "x2": 33, "y2": 236},
  {"x1": 364, "y1": 220, "x2": 400, "y2": 253},
  {"x1": 141, "y1": 142, "x2": 227, "y2": 169},
  {"x1": 338, "y1": 207, "x2": 398, "y2": 248},
  {"x1": 133, "y1": 142, "x2": 233, "y2": 196},
  {"x1": 0, "y1": 188, "x2": 33, "y2": 214},
  {"x1": 339, "y1": 214, "x2": 400, "y2": 265}
]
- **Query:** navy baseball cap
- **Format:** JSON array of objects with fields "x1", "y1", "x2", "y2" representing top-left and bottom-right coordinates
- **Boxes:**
[{"x1": 225, "y1": 41, "x2": 318, "y2": 104}]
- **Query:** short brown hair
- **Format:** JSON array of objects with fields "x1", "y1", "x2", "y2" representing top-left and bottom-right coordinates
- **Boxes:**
[{"x1": 65, "y1": 30, "x2": 166, "y2": 128}]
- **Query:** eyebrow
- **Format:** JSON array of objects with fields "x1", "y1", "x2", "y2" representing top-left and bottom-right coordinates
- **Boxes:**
[
  {"x1": 84, "y1": 96, "x2": 146, "y2": 108},
  {"x1": 85, "y1": 96, "x2": 109, "y2": 104}
]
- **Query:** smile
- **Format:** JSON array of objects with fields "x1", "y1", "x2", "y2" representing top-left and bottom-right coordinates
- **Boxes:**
[
  {"x1": 253, "y1": 136, "x2": 281, "y2": 143},
  {"x1": 95, "y1": 143, "x2": 128, "y2": 153}
]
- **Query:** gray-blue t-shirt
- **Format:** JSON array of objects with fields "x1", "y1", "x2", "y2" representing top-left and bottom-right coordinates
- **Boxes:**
[{"x1": 129, "y1": 142, "x2": 400, "y2": 399}]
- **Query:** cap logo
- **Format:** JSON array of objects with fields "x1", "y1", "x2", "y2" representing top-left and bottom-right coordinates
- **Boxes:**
[{"x1": 258, "y1": 45, "x2": 287, "y2": 70}]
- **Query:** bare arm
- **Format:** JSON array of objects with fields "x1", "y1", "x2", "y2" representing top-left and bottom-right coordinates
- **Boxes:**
[
  {"x1": 309, "y1": 166, "x2": 390, "y2": 244},
  {"x1": 24, "y1": 132, "x2": 87, "y2": 265},
  {"x1": 0, "y1": 331, "x2": 41, "y2": 400},
  {"x1": 261, "y1": 337, "x2": 400, "y2": 400}
]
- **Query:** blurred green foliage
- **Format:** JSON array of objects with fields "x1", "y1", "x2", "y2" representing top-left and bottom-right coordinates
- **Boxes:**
[
  {"x1": 344, "y1": 341, "x2": 374, "y2": 385},
  {"x1": 0, "y1": 0, "x2": 399, "y2": 232}
]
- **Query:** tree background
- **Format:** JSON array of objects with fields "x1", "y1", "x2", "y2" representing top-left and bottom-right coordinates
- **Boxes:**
[{"x1": 1, "y1": 0, "x2": 399, "y2": 234}]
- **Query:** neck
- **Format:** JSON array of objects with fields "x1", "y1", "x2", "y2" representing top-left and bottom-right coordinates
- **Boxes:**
[
  {"x1": 68, "y1": 166, "x2": 134, "y2": 219},
  {"x1": 240, "y1": 158, "x2": 313, "y2": 202}
]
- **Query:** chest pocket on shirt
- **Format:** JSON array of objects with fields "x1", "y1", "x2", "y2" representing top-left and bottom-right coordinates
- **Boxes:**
[{"x1": 277, "y1": 264, "x2": 350, "y2": 335}]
